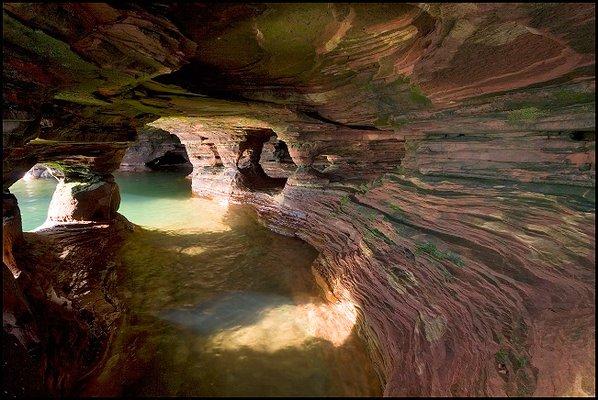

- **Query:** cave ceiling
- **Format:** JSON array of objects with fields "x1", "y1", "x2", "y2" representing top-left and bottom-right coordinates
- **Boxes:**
[{"x1": 3, "y1": 2, "x2": 594, "y2": 130}]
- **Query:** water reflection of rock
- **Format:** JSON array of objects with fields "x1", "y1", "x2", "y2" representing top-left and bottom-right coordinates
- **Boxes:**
[
  {"x1": 160, "y1": 292, "x2": 293, "y2": 335},
  {"x1": 161, "y1": 290, "x2": 359, "y2": 352}
]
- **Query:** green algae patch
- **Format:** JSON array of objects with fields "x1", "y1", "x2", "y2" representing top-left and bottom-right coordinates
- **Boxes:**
[
  {"x1": 194, "y1": 4, "x2": 333, "y2": 84},
  {"x1": 43, "y1": 161, "x2": 97, "y2": 182},
  {"x1": 506, "y1": 107, "x2": 548, "y2": 124},
  {"x1": 363, "y1": 226, "x2": 394, "y2": 246},
  {"x1": 391, "y1": 117, "x2": 410, "y2": 130},
  {"x1": 552, "y1": 89, "x2": 595, "y2": 106},
  {"x1": 386, "y1": 202, "x2": 407, "y2": 220},
  {"x1": 256, "y1": 4, "x2": 330, "y2": 75},
  {"x1": 3, "y1": 13, "x2": 97, "y2": 79},
  {"x1": 140, "y1": 80, "x2": 201, "y2": 97},
  {"x1": 54, "y1": 91, "x2": 111, "y2": 107},
  {"x1": 415, "y1": 241, "x2": 465, "y2": 268},
  {"x1": 394, "y1": 165, "x2": 409, "y2": 175},
  {"x1": 4, "y1": 13, "x2": 121, "y2": 105},
  {"x1": 502, "y1": 86, "x2": 594, "y2": 116},
  {"x1": 370, "y1": 75, "x2": 433, "y2": 127},
  {"x1": 4, "y1": 13, "x2": 170, "y2": 109},
  {"x1": 409, "y1": 85, "x2": 432, "y2": 106}
]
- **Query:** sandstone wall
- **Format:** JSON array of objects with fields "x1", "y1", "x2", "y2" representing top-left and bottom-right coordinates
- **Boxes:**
[{"x1": 2, "y1": 2, "x2": 595, "y2": 396}]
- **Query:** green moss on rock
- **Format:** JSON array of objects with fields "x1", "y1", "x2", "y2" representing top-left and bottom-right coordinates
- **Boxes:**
[
  {"x1": 506, "y1": 107, "x2": 548, "y2": 124},
  {"x1": 415, "y1": 241, "x2": 465, "y2": 267}
]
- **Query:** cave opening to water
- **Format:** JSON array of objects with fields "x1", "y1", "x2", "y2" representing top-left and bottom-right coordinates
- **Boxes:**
[
  {"x1": 10, "y1": 164, "x2": 58, "y2": 231},
  {"x1": 145, "y1": 150, "x2": 193, "y2": 172}
]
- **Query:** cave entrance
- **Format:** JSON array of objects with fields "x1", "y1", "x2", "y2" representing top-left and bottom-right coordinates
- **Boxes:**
[
  {"x1": 235, "y1": 129, "x2": 296, "y2": 193},
  {"x1": 145, "y1": 150, "x2": 193, "y2": 173},
  {"x1": 120, "y1": 129, "x2": 193, "y2": 174},
  {"x1": 9, "y1": 164, "x2": 58, "y2": 231}
]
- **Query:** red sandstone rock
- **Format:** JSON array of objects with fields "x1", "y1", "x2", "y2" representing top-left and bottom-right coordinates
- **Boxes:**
[
  {"x1": 1, "y1": 2, "x2": 595, "y2": 397},
  {"x1": 119, "y1": 127, "x2": 191, "y2": 172},
  {"x1": 46, "y1": 178, "x2": 121, "y2": 224}
]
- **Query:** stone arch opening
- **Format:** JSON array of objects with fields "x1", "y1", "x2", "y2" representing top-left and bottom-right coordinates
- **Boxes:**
[
  {"x1": 145, "y1": 150, "x2": 192, "y2": 172},
  {"x1": 235, "y1": 129, "x2": 296, "y2": 193},
  {"x1": 120, "y1": 128, "x2": 193, "y2": 174},
  {"x1": 9, "y1": 164, "x2": 58, "y2": 232}
]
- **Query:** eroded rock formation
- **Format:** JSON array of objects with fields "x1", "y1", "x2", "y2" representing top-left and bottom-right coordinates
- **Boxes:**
[
  {"x1": 23, "y1": 164, "x2": 53, "y2": 179},
  {"x1": 119, "y1": 126, "x2": 191, "y2": 172},
  {"x1": 2, "y1": 2, "x2": 595, "y2": 397},
  {"x1": 45, "y1": 175, "x2": 120, "y2": 224}
]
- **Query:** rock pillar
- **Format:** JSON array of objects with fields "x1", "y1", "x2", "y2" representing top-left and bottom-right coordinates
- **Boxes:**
[{"x1": 45, "y1": 166, "x2": 120, "y2": 224}]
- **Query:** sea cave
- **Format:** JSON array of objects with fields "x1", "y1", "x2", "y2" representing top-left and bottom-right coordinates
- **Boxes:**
[{"x1": 2, "y1": 2, "x2": 596, "y2": 397}]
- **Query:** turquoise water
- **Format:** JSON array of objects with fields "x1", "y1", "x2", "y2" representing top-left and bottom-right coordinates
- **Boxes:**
[
  {"x1": 11, "y1": 172, "x2": 206, "y2": 231},
  {"x1": 11, "y1": 171, "x2": 381, "y2": 396},
  {"x1": 10, "y1": 176, "x2": 58, "y2": 231},
  {"x1": 11, "y1": 172, "x2": 229, "y2": 231}
]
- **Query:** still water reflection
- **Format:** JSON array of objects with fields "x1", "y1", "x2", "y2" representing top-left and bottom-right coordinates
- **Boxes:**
[{"x1": 12, "y1": 171, "x2": 381, "y2": 396}]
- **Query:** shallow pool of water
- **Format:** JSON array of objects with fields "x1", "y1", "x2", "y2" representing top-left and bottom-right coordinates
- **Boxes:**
[{"x1": 11, "y1": 171, "x2": 381, "y2": 396}]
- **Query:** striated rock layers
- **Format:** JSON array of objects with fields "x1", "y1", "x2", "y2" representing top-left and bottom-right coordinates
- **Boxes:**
[
  {"x1": 150, "y1": 115, "x2": 595, "y2": 397},
  {"x1": 2, "y1": 2, "x2": 596, "y2": 397}
]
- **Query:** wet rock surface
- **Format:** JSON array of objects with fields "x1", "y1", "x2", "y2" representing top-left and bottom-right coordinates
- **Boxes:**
[
  {"x1": 23, "y1": 164, "x2": 54, "y2": 179},
  {"x1": 2, "y1": 217, "x2": 133, "y2": 396},
  {"x1": 2, "y1": 2, "x2": 596, "y2": 397}
]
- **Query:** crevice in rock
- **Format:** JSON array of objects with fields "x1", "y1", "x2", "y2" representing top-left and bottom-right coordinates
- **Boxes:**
[
  {"x1": 302, "y1": 110, "x2": 382, "y2": 131},
  {"x1": 568, "y1": 130, "x2": 595, "y2": 141}
]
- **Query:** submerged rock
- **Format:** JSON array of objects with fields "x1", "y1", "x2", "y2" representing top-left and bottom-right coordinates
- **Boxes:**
[{"x1": 160, "y1": 292, "x2": 292, "y2": 335}]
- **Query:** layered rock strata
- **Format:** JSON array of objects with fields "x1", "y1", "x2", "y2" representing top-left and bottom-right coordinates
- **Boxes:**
[
  {"x1": 149, "y1": 113, "x2": 595, "y2": 397},
  {"x1": 2, "y1": 2, "x2": 595, "y2": 397}
]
